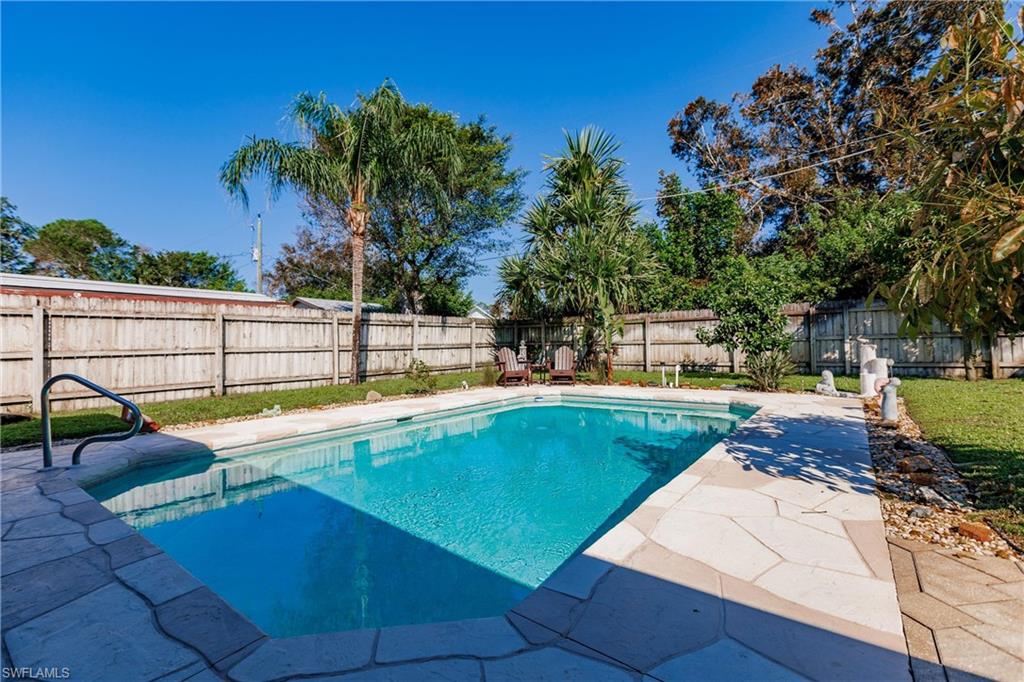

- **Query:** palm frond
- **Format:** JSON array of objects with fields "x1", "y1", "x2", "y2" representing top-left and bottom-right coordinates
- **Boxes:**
[{"x1": 219, "y1": 137, "x2": 337, "y2": 208}]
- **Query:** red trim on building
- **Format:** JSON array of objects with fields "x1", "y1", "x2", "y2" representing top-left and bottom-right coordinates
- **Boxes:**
[{"x1": 0, "y1": 285, "x2": 287, "y2": 307}]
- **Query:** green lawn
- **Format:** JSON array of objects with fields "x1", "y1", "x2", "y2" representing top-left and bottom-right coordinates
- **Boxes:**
[
  {"x1": 4, "y1": 367, "x2": 1019, "y2": 543},
  {"x1": 0, "y1": 371, "x2": 489, "y2": 450},
  {"x1": 899, "y1": 378, "x2": 1024, "y2": 543},
  {"x1": 602, "y1": 369, "x2": 863, "y2": 393}
]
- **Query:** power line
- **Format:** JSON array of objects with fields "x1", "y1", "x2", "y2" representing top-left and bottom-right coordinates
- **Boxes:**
[{"x1": 639, "y1": 125, "x2": 931, "y2": 202}]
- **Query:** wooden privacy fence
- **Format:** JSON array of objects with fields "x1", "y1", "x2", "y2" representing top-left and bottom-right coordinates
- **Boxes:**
[
  {"x1": 3, "y1": 293, "x2": 1021, "y2": 413},
  {"x1": 1, "y1": 292, "x2": 494, "y2": 412},
  {"x1": 496, "y1": 301, "x2": 1024, "y2": 381}
]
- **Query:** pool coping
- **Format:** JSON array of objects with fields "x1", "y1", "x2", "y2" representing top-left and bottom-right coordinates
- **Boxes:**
[{"x1": 1, "y1": 386, "x2": 911, "y2": 681}]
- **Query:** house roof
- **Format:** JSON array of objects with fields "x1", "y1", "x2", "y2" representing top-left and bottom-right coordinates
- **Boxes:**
[
  {"x1": 467, "y1": 302, "x2": 494, "y2": 319},
  {"x1": 0, "y1": 272, "x2": 281, "y2": 305},
  {"x1": 291, "y1": 296, "x2": 386, "y2": 312}
]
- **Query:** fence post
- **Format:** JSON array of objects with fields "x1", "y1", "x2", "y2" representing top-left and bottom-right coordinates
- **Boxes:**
[
  {"x1": 30, "y1": 304, "x2": 47, "y2": 413},
  {"x1": 470, "y1": 320, "x2": 477, "y2": 371},
  {"x1": 643, "y1": 316, "x2": 652, "y2": 373},
  {"x1": 842, "y1": 302, "x2": 852, "y2": 376},
  {"x1": 989, "y1": 334, "x2": 1000, "y2": 379},
  {"x1": 332, "y1": 313, "x2": 340, "y2": 385},
  {"x1": 807, "y1": 307, "x2": 817, "y2": 376},
  {"x1": 214, "y1": 312, "x2": 225, "y2": 396},
  {"x1": 412, "y1": 316, "x2": 419, "y2": 360}
]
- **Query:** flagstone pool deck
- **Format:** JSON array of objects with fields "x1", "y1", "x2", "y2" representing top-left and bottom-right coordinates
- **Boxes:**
[{"x1": 2, "y1": 386, "x2": 916, "y2": 680}]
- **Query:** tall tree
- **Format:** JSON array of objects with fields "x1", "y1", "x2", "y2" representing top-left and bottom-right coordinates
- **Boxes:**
[
  {"x1": 879, "y1": 6, "x2": 1023, "y2": 377},
  {"x1": 26, "y1": 218, "x2": 136, "y2": 281},
  {"x1": 1, "y1": 198, "x2": 37, "y2": 273},
  {"x1": 267, "y1": 216, "x2": 394, "y2": 306},
  {"x1": 667, "y1": 1, "x2": 990, "y2": 238},
  {"x1": 776, "y1": 189, "x2": 916, "y2": 301},
  {"x1": 268, "y1": 221, "x2": 354, "y2": 300},
  {"x1": 639, "y1": 174, "x2": 744, "y2": 311},
  {"x1": 370, "y1": 111, "x2": 524, "y2": 314},
  {"x1": 221, "y1": 81, "x2": 461, "y2": 383},
  {"x1": 498, "y1": 127, "x2": 658, "y2": 370},
  {"x1": 135, "y1": 250, "x2": 247, "y2": 291}
]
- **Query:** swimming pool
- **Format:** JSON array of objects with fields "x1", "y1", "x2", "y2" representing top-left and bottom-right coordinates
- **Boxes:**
[{"x1": 90, "y1": 396, "x2": 754, "y2": 637}]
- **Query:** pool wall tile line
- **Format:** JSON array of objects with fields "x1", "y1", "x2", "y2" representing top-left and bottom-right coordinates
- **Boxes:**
[{"x1": 1, "y1": 386, "x2": 913, "y2": 680}]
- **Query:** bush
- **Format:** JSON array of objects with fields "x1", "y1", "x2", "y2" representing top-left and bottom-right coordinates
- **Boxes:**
[
  {"x1": 481, "y1": 364, "x2": 497, "y2": 387},
  {"x1": 696, "y1": 256, "x2": 796, "y2": 391},
  {"x1": 745, "y1": 349, "x2": 794, "y2": 392},
  {"x1": 404, "y1": 359, "x2": 438, "y2": 394}
]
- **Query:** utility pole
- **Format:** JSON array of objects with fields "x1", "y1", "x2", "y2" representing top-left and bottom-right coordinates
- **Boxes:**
[{"x1": 252, "y1": 213, "x2": 263, "y2": 295}]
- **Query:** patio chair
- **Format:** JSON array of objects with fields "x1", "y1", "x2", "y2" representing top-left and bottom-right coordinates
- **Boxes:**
[
  {"x1": 548, "y1": 345, "x2": 577, "y2": 385},
  {"x1": 496, "y1": 346, "x2": 531, "y2": 386}
]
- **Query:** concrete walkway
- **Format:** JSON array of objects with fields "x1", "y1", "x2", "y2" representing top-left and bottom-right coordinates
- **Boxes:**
[
  {"x1": 889, "y1": 537, "x2": 1024, "y2": 681},
  {"x1": 2, "y1": 387, "x2": 912, "y2": 680}
]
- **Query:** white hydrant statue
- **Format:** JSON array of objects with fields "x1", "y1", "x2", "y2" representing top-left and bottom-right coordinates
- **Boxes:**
[{"x1": 881, "y1": 377, "x2": 901, "y2": 422}]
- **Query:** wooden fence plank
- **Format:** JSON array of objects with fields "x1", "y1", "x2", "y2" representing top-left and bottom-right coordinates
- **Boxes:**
[{"x1": 4, "y1": 291, "x2": 1019, "y2": 412}]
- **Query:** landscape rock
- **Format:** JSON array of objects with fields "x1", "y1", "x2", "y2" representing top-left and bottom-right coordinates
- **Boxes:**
[
  {"x1": 957, "y1": 522, "x2": 995, "y2": 543},
  {"x1": 917, "y1": 487, "x2": 950, "y2": 509},
  {"x1": 898, "y1": 456, "x2": 933, "y2": 473},
  {"x1": 365, "y1": 390, "x2": 383, "y2": 403},
  {"x1": 909, "y1": 506, "x2": 933, "y2": 519},
  {"x1": 908, "y1": 472, "x2": 937, "y2": 486}
]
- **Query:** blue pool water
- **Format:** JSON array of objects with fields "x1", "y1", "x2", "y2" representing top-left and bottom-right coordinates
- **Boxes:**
[{"x1": 91, "y1": 397, "x2": 752, "y2": 636}]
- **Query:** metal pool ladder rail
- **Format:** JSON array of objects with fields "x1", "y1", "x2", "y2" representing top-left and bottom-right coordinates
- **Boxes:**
[{"x1": 41, "y1": 373, "x2": 143, "y2": 468}]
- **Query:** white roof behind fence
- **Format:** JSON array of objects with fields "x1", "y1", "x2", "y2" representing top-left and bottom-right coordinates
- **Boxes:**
[
  {"x1": 0, "y1": 272, "x2": 280, "y2": 304},
  {"x1": 292, "y1": 296, "x2": 386, "y2": 312}
]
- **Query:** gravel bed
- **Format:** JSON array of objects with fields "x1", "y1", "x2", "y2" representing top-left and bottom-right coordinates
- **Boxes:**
[{"x1": 864, "y1": 397, "x2": 1018, "y2": 559}]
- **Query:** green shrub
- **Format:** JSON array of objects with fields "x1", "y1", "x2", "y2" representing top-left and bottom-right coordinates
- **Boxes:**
[
  {"x1": 745, "y1": 348, "x2": 794, "y2": 392},
  {"x1": 695, "y1": 256, "x2": 796, "y2": 391},
  {"x1": 481, "y1": 364, "x2": 497, "y2": 387},
  {"x1": 404, "y1": 359, "x2": 438, "y2": 394}
]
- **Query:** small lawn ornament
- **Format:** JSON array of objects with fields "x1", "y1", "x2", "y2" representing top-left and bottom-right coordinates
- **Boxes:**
[
  {"x1": 815, "y1": 370, "x2": 839, "y2": 397},
  {"x1": 121, "y1": 405, "x2": 160, "y2": 433},
  {"x1": 881, "y1": 377, "x2": 901, "y2": 423}
]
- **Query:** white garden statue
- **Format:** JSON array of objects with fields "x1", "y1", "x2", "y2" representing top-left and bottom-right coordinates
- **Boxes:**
[
  {"x1": 815, "y1": 370, "x2": 839, "y2": 397},
  {"x1": 858, "y1": 339, "x2": 895, "y2": 397}
]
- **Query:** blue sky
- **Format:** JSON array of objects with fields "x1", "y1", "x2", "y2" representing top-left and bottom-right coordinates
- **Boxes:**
[{"x1": 2, "y1": 2, "x2": 831, "y2": 301}]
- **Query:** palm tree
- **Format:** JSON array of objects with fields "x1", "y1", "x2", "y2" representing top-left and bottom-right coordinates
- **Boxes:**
[
  {"x1": 498, "y1": 128, "x2": 659, "y2": 377},
  {"x1": 221, "y1": 81, "x2": 460, "y2": 383}
]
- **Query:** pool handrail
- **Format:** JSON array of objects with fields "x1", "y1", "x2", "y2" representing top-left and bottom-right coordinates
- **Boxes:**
[{"x1": 40, "y1": 373, "x2": 143, "y2": 468}]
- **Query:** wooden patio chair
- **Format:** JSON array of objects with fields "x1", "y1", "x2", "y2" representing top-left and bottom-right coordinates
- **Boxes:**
[
  {"x1": 496, "y1": 347, "x2": 531, "y2": 386},
  {"x1": 548, "y1": 345, "x2": 577, "y2": 385}
]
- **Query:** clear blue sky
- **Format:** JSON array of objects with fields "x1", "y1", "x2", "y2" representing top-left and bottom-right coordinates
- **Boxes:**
[{"x1": 2, "y1": 2, "x2": 831, "y2": 301}]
